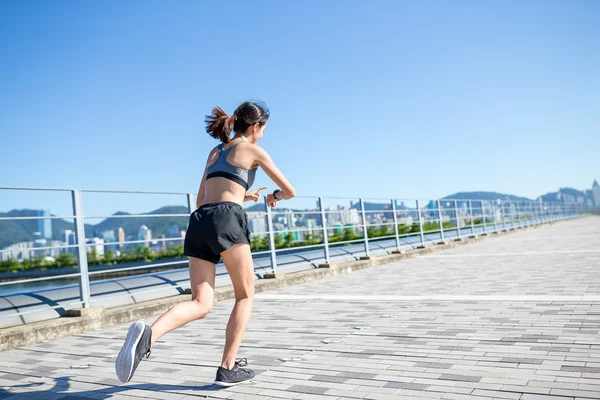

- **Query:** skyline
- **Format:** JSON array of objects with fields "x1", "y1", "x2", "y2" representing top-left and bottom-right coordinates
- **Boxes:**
[
  {"x1": 0, "y1": 179, "x2": 598, "y2": 220},
  {"x1": 2, "y1": 191, "x2": 573, "y2": 261}
]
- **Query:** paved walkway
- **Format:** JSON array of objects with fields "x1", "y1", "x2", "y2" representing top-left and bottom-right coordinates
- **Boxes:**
[{"x1": 1, "y1": 217, "x2": 599, "y2": 400}]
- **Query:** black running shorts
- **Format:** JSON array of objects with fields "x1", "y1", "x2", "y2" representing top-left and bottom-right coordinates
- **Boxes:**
[{"x1": 183, "y1": 201, "x2": 251, "y2": 264}]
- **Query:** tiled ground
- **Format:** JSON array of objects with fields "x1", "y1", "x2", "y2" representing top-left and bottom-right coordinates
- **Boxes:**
[{"x1": 0, "y1": 217, "x2": 599, "y2": 400}]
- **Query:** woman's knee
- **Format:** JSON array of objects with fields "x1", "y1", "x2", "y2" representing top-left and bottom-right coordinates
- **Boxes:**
[
  {"x1": 235, "y1": 285, "x2": 255, "y2": 302},
  {"x1": 191, "y1": 298, "x2": 213, "y2": 318}
]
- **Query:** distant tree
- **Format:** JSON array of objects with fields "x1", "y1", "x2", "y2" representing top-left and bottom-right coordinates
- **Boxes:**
[
  {"x1": 0, "y1": 258, "x2": 21, "y2": 272},
  {"x1": 284, "y1": 232, "x2": 295, "y2": 248},
  {"x1": 88, "y1": 248, "x2": 98, "y2": 264},
  {"x1": 104, "y1": 249, "x2": 114, "y2": 263},
  {"x1": 135, "y1": 246, "x2": 155, "y2": 262},
  {"x1": 274, "y1": 233, "x2": 284, "y2": 249},
  {"x1": 397, "y1": 224, "x2": 411, "y2": 235},
  {"x1": 343, "y1": 227, "x2": 355, "y2": 242},
  {"x1": 378, "y1": 225, "x2": 390, "y2": 236},
  {"x1": 55, "y1": 253, "x2": 77, "y2": 267}
]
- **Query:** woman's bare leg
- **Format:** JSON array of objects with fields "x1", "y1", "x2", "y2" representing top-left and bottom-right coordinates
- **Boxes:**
[
  {"x1": 150, "y1": 257, "x2": 216, "y2": 344},
  {"x1": 219, "y1": 243, "x2": 255, "y2": 369}
]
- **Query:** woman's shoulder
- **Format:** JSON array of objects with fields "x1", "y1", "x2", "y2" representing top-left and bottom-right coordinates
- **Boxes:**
[
  {"x1": 206, "y1": 145, "x2": 221, "y2": 163},
  {"x1": 234, "y1": 141, "x2": 268, "y2": 157}
]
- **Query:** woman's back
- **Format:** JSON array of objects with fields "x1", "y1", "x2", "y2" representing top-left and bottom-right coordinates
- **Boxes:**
[{"x1": 201, "y1": 139, "x2": 260, "y2": 205}]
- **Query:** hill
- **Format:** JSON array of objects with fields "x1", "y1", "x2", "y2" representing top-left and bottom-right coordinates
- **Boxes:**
[
  {"x1": 442, "y1": 191, "x2": 532, "y2": 202},
  {"x1": 0, "y1": 206, "x2": 189, "y2": 249}
]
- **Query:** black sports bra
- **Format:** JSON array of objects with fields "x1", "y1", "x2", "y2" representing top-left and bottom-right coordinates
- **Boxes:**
[{"x1": 205, "y1": 140, "x2": 257, "y2": 190}]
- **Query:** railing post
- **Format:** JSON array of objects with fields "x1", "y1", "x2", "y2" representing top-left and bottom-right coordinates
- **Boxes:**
[
  {"x1": 265, "y1": 197, "x2": 277, "y2": 274},
  {"x1": 515, "y1": 202, "x2": 521, "y2": 228},
  {"x1": 559, "y1": 203, "x2": 563, "y2": 219},
  {"x1": 481, "y1": 201, "x2": 487, "y2": 234},
  {"x1": 502, "y1": 201, "x2": 507, "y2": 230},
  {"x1": 437, "y1": 200, "x2": 445, "y2": 243},
  {"x1": 454, "y1": 200, "x2": 461, "y2": 240},
  {"x1": 185, "y1": 193, "x2": 196, "y2": 246},
  {"x1": 492, "y1": 201, "x2": 498, "y2": 232},
  {"x1": 319, "y1": 197, "x2": 330, "y2": 264},
  {"x1": 540, "y1": 202, "x2": 545, "y2": 224},
  {"x1": 528, "y1": 202, "x2": 533, "y2": 226},
  {"x1": 392, "y1": 199, "x2": 401, "y2": 250},
  {"x1": 416, "y1": 200, "x2": 425, "y2": 247},
  {"x1": 187, "y1": 193, "x2": 195, "y2": 213},
  {"x1": 72, "y1": 189, "x2": 91, "y2": 309},
  {"x1": 360, "y1": 198, "x2": 370, "y2": 256},
  {"x1": 468, "y1": 200, "x2": 475, "y2": 236}
]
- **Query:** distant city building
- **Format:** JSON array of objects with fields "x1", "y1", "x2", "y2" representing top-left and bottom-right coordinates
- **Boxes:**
[
  {"x1": 326, "y1": 208, "x2": 340, "y2": 225},
  {"x1": 495, "y1": 207, "x2": 504, "y2": 223},
  {"x1": 306, "y1": 219, "x2": 319, "y2": 236},
  {"x1": 586, "y1": 198, "x2": 594, "y2": 209},
  {"x1": 0, "y1": 241, "x2": 34, "y2": 261},
  {"x1": 102, "y1": 230, "x2": 116, "y2": 243},
  {"x1": 165, "y1": 225, "x2": 180, "y2": 238},
  {"x1": 161, "y1": 234, "x2": 167, "y2": 250},
  {"x1": 33, "y1": 232, "x2": 47, "y2": 257},
  {"x1": 339, "y1": 206, "x2": 360, "y2": 226},
  {"x1": 283, "y1": 210, "x2": 297, "y2": 228},
  {"x1": 249, "y1": 216, "x2": 267, "y2": 236},
  {"x1": 0, "y1": 238, "x2": 63, "y2": 261},
  {"x1": 118, "y1": 228, "x2": 125, "y2": 249},
  {"x1": 61, "y1": 229, "x2": 75, "y2": 244},
  {"x1": 86, "y1": 237, "x2": 105, "y2": 257},
  {"x1": 427, "y1": 201, "x2": 437, "y2": 218},
  {"x1": 61, "y1": 230, "x2": 76, "y2": 254},
  {"x1": 593, "y1": 180, "x2": 600, "y2": 207},
  {"x1": 38, "y1": 210, "x2": 52, "y2": 240},
  {"x1": 398, "y1": 216, "x2": 414, "y2": 226},
  {"x1": 138, "y1": 225, "x2": 149, "y2": 241},
  {"x1": 138, "y1": 225, "x2": 152, "y2": 246}
]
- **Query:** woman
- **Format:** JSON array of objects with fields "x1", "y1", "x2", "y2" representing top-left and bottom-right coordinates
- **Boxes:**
[{"x1": 115, "y1": 101, "x2": 296, "y2": 386}]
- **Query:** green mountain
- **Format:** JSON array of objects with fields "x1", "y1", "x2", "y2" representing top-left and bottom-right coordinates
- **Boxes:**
[
  {"x1": 0, "y1": 209, "x2": 93, "y2": 249},
  {"x1": 442, "y1": 191, "x2": 532, "y2": 202},
  {"x1": 538, "y1": 187, "x2": 588, "y2": 203},
  {"x1": 0, "y1": 207, "x2": 190, "y2": 249},
  {"x1": 90, "y1": 206, "x2": 189, "y2": 238}
]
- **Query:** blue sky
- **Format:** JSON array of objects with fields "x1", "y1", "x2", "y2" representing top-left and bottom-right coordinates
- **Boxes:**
[{"x1": 1, "y1": 0, "x2": 599, "y2": 216}]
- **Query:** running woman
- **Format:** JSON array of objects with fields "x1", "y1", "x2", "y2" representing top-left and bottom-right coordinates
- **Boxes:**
[{"x1": 115, "y1": 101, "x2": 296, "y2": 386}]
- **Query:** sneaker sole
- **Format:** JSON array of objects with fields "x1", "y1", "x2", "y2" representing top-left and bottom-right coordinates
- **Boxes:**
[
  {"x1": 213, "y1": 379, "x2": 254, "y2": 387},
  {"x1": 115, "y1": 320, "x2": 145, "y2": 383}
]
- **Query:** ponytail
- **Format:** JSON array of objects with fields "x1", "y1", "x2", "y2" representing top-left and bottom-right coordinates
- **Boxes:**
[
  {"x1": 204, "y1": 101, "x2": 269, "y2": 143},
  {"x1": 205, "y1": 107, "x2": 236, "y2": 143}
]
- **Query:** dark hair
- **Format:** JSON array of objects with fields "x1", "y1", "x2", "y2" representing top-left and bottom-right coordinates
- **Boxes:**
[{"x1": 205, "y1": 101, "x2": 270, "y2": 143}]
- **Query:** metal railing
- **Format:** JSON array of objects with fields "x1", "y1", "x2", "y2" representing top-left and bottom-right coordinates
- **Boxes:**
[{"x1": 0, "y1": 185, "x2": 591, "y2": 323}]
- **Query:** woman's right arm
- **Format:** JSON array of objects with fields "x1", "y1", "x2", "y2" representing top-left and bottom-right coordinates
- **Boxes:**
[{"x1": 256, "y1": 146, "x2": 296, "y2": 200}]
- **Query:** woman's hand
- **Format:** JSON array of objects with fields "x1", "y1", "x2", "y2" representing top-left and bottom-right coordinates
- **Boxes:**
[
  {"x1": 265, "y1": 193, "x2": 278, "y2": 208},
  {"x1": 245, "y1": 186, "x2": 268, "y2": 203}
]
